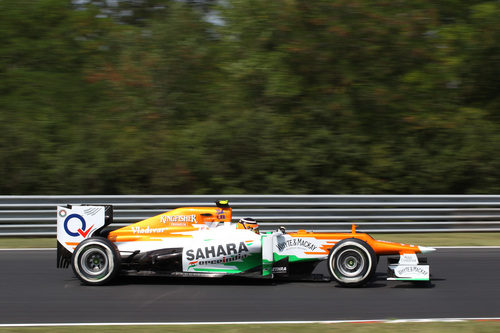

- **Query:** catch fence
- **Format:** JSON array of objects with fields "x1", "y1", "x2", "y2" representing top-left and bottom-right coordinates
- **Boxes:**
[{"x1": 1, "y1": 195, "x2": 500, "y2": 236}]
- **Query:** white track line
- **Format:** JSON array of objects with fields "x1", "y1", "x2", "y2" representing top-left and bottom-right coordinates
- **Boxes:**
[{"x1": 1, "y1": 318, "x2": 500, "y2": 327}]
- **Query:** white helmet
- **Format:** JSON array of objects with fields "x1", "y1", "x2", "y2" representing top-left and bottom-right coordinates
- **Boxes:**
[{"x1": 238, "y1": 217, "x2": 259, "y2": 234}]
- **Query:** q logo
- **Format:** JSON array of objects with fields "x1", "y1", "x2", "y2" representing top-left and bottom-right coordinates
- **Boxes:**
[{"x1": 63, "y1": 214, "x2": 94, "y2": 238}]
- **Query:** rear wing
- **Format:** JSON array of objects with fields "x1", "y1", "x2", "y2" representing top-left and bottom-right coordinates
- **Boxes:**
[{"x1": 56, "y1": 205, "x2": 113, "y2": 268}]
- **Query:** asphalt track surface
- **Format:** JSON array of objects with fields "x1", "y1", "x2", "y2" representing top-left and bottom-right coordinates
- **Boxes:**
[{"x1": 1, "y1": 248, "x2": 500, "y2": 324}]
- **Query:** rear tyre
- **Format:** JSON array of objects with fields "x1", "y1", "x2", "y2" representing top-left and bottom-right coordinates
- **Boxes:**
[
  {"x1": 328, "y1": 238, "x2": 377, "y2": 287},
  {"x1": 72, "y1": 237, "x2": 120, "y2": 285}
]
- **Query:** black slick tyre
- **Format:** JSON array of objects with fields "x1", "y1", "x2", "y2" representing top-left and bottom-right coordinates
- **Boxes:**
[
  {"x1": 327, "y1": 238, "x2": 377, "y2": 287},
  {"x1": 72, "y1": 237, "x2": 120, "y2": 285}
]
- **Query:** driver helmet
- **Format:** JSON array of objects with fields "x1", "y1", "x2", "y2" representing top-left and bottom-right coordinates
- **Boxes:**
[{"x1": 238, "y1": 217, "x2": 259, "y2": 234}]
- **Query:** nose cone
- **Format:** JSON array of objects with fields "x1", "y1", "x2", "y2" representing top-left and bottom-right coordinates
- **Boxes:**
[{"x1": 419, "y1": 246, "x2": 436, "y2": 254}]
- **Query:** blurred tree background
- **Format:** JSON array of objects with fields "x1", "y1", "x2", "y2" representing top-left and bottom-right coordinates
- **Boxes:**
[{"x1": 1, "y1": 0, "x2": 500, "y2": 194}]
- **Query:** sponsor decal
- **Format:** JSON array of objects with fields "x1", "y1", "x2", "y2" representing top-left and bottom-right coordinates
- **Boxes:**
[
  {"x1": 272, "y1": 266, "x2": 287, "y2": 273},
  {"x1": 83, "y1": 207, "x2": 102, "y2": 216},
  {"x1": 186, "y1": 242, "x2": 249, "y2": 261},
  {"x1": 170, "y1": 222, "x2": 188, "y2": 226},
  {"x1": 185, "y1": 242, "x2": 251, "y2": 268},
  {"x1": 276, "y1": 238, "x2": 318, "y2": 252},
  {"x1": 160, "y1": 214, "x2": 197, "y2": 224},
  {"x1": 188, "y1": 261, "x2": 199, "y2": 270},
  {"x1": 63, "y1": 214, "x2": 94, "y2": 238},
  {"x1": 399, "y1": 253, "x2": 419, "y2": 264},
  {"x1": 59, "y1": 209, "x2": 67, "y2": 218},
  {"x1": 216, "y1": 209, "x2": 226, "y2": 220},
  {"x1": 395, "y1": 266, "x2": 429, "y2": 276},
  {"x1": 131, "y1": 226, "x2": 169, "y2": 234},
  {"x1": 191, "y1": 253, "x2": 249, "y2": 266}
]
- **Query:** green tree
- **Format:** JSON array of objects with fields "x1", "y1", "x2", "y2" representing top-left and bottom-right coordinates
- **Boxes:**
[{"x1": 0, "y1": 0, "x2": 119, "y2": 193}]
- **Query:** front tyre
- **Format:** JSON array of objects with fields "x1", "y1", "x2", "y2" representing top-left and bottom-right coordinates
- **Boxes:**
[
  {"x1": 328, "y1": 238, "x2": 377, "y2": 287},
  {"x1": 72, "y1": 237, "x2": 120, "y2": 285}
]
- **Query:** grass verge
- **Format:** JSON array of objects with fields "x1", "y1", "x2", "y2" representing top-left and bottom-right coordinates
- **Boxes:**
[
  {"x1": 0, "y1": 238, "x2": 56, "y2": 248},
  {"x1": 1, "y1": 322, "x2": 500, "y2": 333}
]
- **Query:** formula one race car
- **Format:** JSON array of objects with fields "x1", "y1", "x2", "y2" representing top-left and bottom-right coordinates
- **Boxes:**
[{"x1": 57, "y1": 201, "x2": 435, "y2": 286}]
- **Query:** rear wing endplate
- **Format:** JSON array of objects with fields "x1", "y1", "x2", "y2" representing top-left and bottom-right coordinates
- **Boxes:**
[{"x1": 56, "y1": 205, "x2": 113, "y2": 268}]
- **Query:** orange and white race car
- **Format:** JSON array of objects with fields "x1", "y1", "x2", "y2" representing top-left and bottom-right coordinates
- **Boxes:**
[{"x1": 56, "y1": 200, "x2": 434, "y2": 286}]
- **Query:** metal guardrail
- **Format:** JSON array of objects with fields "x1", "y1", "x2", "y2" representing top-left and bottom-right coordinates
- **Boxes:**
[{"x1": 1, "y1": 195, "x2": 500, "y2": 236}]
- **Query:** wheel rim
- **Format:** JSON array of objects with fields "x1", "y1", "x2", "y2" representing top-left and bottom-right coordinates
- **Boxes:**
[
  {"x1": 80, "y1": 246, "x2": 109, "y2": 277},
  {"x1": 329, "y1": 241, "x2": 374, "y2": 284},
  {"x1": 336, "y1": 248, "x2": 365, "y2": 277}
]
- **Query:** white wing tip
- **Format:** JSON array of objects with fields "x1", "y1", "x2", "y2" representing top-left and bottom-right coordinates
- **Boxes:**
[{"x1": 419, "y1": 246, "x2": 436, "y2": 254}]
